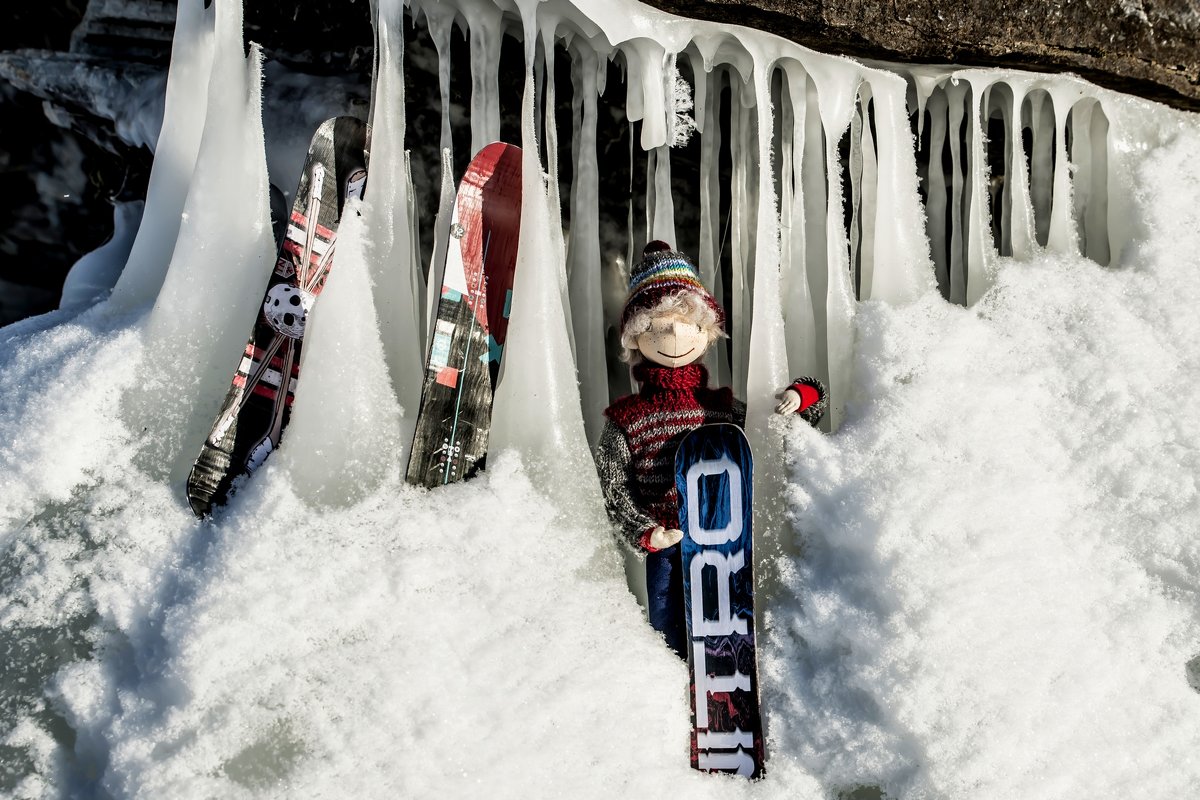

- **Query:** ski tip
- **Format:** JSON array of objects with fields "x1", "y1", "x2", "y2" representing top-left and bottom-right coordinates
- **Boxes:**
[{"x1": 474, "y1": 141, "x2": 521, "y2": 160}]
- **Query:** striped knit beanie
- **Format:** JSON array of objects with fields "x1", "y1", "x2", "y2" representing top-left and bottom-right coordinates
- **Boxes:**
[{"x1": 620, "y1": 241, "x2": 723, "y2": 336}]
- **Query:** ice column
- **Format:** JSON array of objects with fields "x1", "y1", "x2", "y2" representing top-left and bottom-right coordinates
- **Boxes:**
[
  {"x1": 697, "y1": 65, "x2": 729, "y2": 386},
  {"x1": 108, "y1": 0, "x2": 215, "y2": 313},
  {"x1": 1046, "y1": 86, "x2": 1079, "y2": 253},
  {"x1": 129, "y1": 0, "x2": 274, "y2": 481},
  {"x1": 281, "y1": 208, "x2": 404, "y2": 505},
  {"x1": 946, "y1": 79, "x2": 969, "y2": 305},
  {"x1": 863, "y1": 73, "x2": 932, "y2": 304},
  {"x1": 567, "y1": 43, "x2": 609, "y2": 449},
  {"x1": 925, "y1": 88, "x2": 950, "y2": 296},
  {"x1": 1027, "y1": 89, "x2": 1055, "y2": 248},
  {"x1": 366, "y1": 0, "x2": 425, "y2": 430},
  {"x1": 1005, "y1": 81, "x2": 1037, "y2": 260},
  {"x1": 742, "y1": 49, "x2": 791, "y2": 579},
  {"x1": 779, "y1": 63, "x2": 818, "y2": 381},
  {"x1": 963, "y1": 74, "x2": 992, "y2": 305},
  {"x1": 729, "y1": 69, "x2": 759, "y2": 395},
  {"x1": 490, "y1": 2, "x2": 603, "y2": 517},
  {"x1": 538, "y1": 23, "x2": 573, "y2": 337},
  {"x1": 1069, "y1": 98, "x2": 1111, "y2": 265},
  {"x1": 807, "y1": 58, "x2": 859, "y2": 430},
  {"x1": 461, "y1": 0, "x2": 504, "y2": 154},
  {"x1": 422, "y1": 2, "x2": 457, "y2": 157},
  {"x1": 798, "y1": 71, "x2": 829, "y2": 389}
]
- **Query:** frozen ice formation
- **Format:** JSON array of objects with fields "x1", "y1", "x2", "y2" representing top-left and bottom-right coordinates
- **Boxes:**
[{"x1": 73, "y1": 0, "x2": 1143, "y2": 463}]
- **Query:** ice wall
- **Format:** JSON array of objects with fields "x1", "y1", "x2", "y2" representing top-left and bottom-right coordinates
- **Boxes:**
[
  {"x1": 87, "y1": 0, "x2": 1127, "y2": 493},
  {"x1": 906, "y1": 66, "x2": 1123, "y2": 304}
]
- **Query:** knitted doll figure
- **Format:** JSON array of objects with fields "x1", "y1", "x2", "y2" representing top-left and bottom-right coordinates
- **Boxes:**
[{"x1": 595, "y1": 240, "x2": 827, "y2": 659}]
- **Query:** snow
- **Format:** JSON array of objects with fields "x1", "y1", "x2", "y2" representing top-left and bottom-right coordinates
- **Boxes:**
[{"x1": 3, "y1": 0, "x2": 1200, "y2": 795}]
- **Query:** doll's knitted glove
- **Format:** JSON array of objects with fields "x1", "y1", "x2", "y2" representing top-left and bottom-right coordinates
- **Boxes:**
[
  {"x1": 775, "y1": 376, "x2": 827, "y2": 426},
  {"x1": 648, "y1": 526, "x2": 684, "y2": 550}
]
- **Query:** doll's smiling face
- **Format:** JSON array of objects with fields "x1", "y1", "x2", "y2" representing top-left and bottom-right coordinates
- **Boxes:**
[{"x1": 635, "y1": 314, "x2": 709, "y2": 368}]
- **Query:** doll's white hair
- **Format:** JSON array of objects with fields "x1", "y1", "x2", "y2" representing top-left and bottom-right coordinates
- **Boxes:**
[{"x1": 619, "y1": 291, "x2": 725, "y2": 364}]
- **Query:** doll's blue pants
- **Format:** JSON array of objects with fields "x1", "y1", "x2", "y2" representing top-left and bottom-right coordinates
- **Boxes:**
[{"x1": 646, "y1": 543, "x2": 687, "y2": 660}]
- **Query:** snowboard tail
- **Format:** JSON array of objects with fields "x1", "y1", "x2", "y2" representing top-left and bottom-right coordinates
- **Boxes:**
[
  {"x1": 405, "y1": 142, "x2": 522, "y2": 489},
  {"x1": 187, "y1": 116, "x2": 370, "y2": 517},
  {"x1": 676, "y1": 423, "x2": 766, "y2": 779}
]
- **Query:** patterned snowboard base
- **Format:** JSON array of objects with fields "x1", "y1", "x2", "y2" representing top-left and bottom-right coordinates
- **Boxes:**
[
  {"x1": 187, "y1": 116, "x2": 370, "y2": 517},
  {"x1": 405, "y1": 142, "x2": 522, "y2": 489},
  {"x1": 676, "y1": 423, "x2": 766, "y2": 779}
]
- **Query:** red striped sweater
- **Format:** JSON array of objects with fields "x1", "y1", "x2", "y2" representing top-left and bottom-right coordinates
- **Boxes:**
[{"x1": 596, "y1": 362, "x2": 826, "y2": 552}]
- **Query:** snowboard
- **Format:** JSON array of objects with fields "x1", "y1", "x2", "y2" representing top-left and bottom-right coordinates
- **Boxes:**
[
  {"x1": 405, "y1": 142, "x2": 522, "y2": 488},
  {"x1": 186, "y1": 116, "x2": 370, "y2": 517},
  {"x1": 676, "y1": 423, "x2": 766, "y2": 779}
]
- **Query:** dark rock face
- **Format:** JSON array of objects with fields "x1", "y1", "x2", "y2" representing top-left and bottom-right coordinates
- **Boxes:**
[
  {"x1": 0, "y1": 1, "x2": 155, "y2": 325},
  {"x1": 642, "y1": 0, "x2": 1200, "y2": 112}
]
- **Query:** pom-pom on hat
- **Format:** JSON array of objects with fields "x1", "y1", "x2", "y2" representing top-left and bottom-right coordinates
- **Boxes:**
[{"x1": 620, "y1": 241, "x2": 723, "y2": 336}]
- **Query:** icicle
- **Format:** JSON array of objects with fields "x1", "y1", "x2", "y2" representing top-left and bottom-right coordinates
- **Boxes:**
[
  {"x1": 426, "y1": 149, "x2": 456, "y2": 345},
  {"x1": 1071, "y1": 99, "x2": 1094, "y2": 255},
  {"x1": 460, "y1": 0, "x2": 503, "y2": 153},
  {"x1": 567, "y1": 42, "x2": 607, "y2": 450},
  {"x1": 806, "y1": 58, "x2": 861, "y2": 430},
  {"x1": 1046, "y1": 86, "x2": 1081, "y2": 254},
  {"x1": 910, "y1": 69, "x2": 943, "y2": 140},
  {"x1": 689, "y1": 49, "x2": 708, "y2": 135},
  {"x1": 365, "y1": 0, "x2": 424, "y2": 433},
  {"x1": 539, "y1": 22, "x2": 573, "y2": 342},
  {"x1": 1074, "y1": 97, "x2": 1112, "y2": 265},
  {"x1": 742, "y1": 59, "x2": 789, "y2": 421},
  {"x1": 281, "y1": 208, "x2": 403, "y2": 506},
  {"x1": 626, "y1": 39, "x2": 669, "y2": 150},
  {"x1": 780, "y1": 62, "x2": 818, "y2": 382},
  {"x1": 129, "y1": 0, "x2": 274, "y2": 481},
  {"x1": 1028, "y1": 89, "x2": 1055, "y2": 248},
  {"x1": 847, "y1": 96, "x2": 864, "y2": 294},
  {"x1": 691, "y1": 32, "x2": 754, "y2": 85},
  {"x1": 650, "y1": 145, "x2": 675, "y2": 243},
  {"x1": 742, "y1": 45, "x2": 795, "y2": 602},
  {"x1": 625, "y1": 116, "x2": 637, "y2": 278},
  {"x1": 963, "y1": 75, "x2": 993, "y2": 305},
  {"x1": 405, "y1": 151, "x2": 425, "y2": 344},
  {"x1": 1083, "y1": 101, "x2": 1111, "y2": 265},
  {"x1": 698, "y1": 66, "x2": 728, "y2": 385},
  {"x1": 946, "y1": 79, "x2": 968, "y2": 305},
  {"x1": 857, "y1": 91, "x2": 878, "y2": 300},
  {"x1": 926, "y1": 88, "x2": 950, "y2": 297},
  {"x1": 1006, "y1": 80, "x2": 1037, "y2": 260},
  {"x1": 423, "y1": 2, "x2": 457, "y2": 157},
  {"x1": 800, "y1": 70, "x2": 830, "y2": 388},
  {"x1": 645, "y1": 145, "x2": 657, "y2": 243},
  {"x1": 863, "y1": 74, "x2": 932, "y2": 304},
  {"x1": 729, "y1": 77, "x2": 758, "y2": 395},
  {"x1": 108, "y1": 0, "x2": 215, "y2": 313}
]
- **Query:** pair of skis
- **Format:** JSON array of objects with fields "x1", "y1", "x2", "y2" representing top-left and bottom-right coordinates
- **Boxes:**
[{"x1": 186, "y1": 117, "x2": 523, "y2": 515}]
